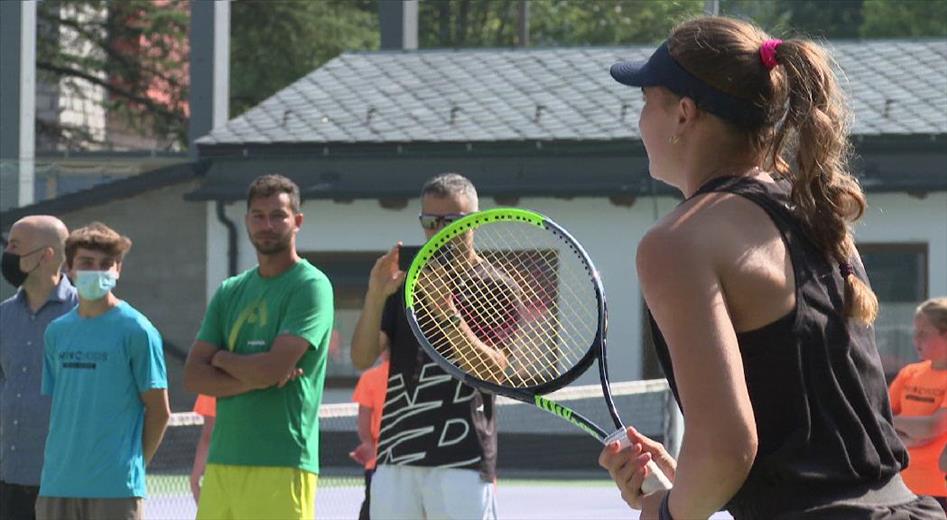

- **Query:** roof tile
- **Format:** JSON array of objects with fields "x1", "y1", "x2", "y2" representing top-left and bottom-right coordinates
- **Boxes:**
[{"x1": 198, "y1": 41, "x2": 947, "y2": 146}]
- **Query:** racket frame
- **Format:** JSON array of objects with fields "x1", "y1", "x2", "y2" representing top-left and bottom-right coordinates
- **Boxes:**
[{"x1": 403, "y1": 208, "x2": 625, "y2": 441}]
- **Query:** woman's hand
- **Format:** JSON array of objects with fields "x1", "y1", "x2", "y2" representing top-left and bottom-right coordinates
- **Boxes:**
[{"x1": 598, "y1": 426, "x2": 676, "y2": 513}]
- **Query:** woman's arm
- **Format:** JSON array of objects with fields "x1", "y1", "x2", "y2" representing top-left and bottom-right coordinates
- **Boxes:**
[{"x1": 637, "y1": 225, "x2": 758, "y2": 519}]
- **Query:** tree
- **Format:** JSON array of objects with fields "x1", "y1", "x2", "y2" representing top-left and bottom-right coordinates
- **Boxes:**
[
  {"x1": 417, "y1": 0, "x2": 705, "y2": 48},
  {"x1": 35, "y1": 0, "x2": 944, "y2": 151},
  {"x1": 721, "y1": 0, "x2": 946, "y2": 38},
  {"x1": 229, "y1": 0, "x2": 378, "y2": 118},
  {"x1": 776, "y1": 0, "x2": 865, "y2": 39},
  {"x1": 530, "y1": 0, "x2": 705, "y2": 45},
  {"x1": 36, "y1": 0, "x2": 189, "y2": 149},
  {"x1": 861, "y1": 0, "x2": 947, "y2": 37}
]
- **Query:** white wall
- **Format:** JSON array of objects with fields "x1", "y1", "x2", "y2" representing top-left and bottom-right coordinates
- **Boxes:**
[
  {"x1": 858, "y1": 192, "x2": 947, "y2": 297},
  {"x1": 206, "y1": 195, "x2": 681, "y2": 383},
  {"x1": 204, "y1": 190, "x2": 947, "y2": 385}
]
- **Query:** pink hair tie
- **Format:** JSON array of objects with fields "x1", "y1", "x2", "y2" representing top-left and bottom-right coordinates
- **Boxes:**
[{"x1": 760, "y1": 39, "x2": 783, "y2": 70}]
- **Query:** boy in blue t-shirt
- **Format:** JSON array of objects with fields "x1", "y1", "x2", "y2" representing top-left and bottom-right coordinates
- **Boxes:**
[{"x1": 36, "y1": 222, "x2": 169, "y2": 520}]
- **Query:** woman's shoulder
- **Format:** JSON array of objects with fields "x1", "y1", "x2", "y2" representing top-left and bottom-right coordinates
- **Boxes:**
[
  {"x1": 650, "y1": 190, "x2": 773, "y2": 253},
  {"x1": 640, "y1": 186, "x2": 789, "y2": 291}
]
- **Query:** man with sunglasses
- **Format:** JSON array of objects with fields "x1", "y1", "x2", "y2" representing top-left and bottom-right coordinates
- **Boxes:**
[
  {"x1": 1, "y1": 216, "x2": 77, "y2": 520},
  {"x1": 351, "y1": 173, "x2": 498, "y2": 520}
]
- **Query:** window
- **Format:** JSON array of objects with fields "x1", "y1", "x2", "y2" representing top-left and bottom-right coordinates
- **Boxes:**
[
  {"x1": 860, "y1": 243, "x2": 928, "y2": 381},
  {"x1": 302, "y1": 251, "x2": 382, "y2": 387}
]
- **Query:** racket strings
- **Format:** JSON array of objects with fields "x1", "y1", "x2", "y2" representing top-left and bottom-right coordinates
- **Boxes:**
[
  {"x1": 491, "y1": 223, "x2": 599, "y2": 336},
  {"x1": 413, "y1": 223, "x2": 599, "y2": 388},
  {"x1": 424, "y1": 242, "x2": 566, "y2": 386},
  {"x1": 482, "y1": 225, "x2": 598, "y2": 376},
  {"x1": 472, "y1": 233, "x2": 581, "y2": 385},
  {"x1": 415, "y1": 245, "x2": 529, "y2": 383},
  {"x1": 470, "y1": 228, "x2": 597, "y2": 365}
]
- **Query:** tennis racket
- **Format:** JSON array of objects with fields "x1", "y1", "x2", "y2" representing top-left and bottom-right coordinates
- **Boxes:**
[{"x1": 403, "y1": 208, "x2": 672, "y2": 494}]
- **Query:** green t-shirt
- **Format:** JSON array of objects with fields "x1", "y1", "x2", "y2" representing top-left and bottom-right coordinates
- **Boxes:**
[{"x1": 197, "y1": 259, "x2": 333, "y2": 473}]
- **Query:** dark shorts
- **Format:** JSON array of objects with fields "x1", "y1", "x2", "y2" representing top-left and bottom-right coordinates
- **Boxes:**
[
  {"x1": 34, "y1": 496, "x2": 141, "y2": 520},
  {"x1": 0, "y1": 481, "x2": 39, "y2": 520}
]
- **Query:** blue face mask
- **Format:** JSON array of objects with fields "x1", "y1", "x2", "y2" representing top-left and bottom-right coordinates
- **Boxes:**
[{"x1": 75, "y1": 270, "x2": 117, "y2": 301}]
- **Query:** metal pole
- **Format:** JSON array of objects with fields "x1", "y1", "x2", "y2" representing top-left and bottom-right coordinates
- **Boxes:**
[
  {"x1": 0, "y1": 0, "x2": 37, "y2": 210},
  {"x1": 517, "y1": 0, "x2": 529, "y2": 47},
  {"x1": 704, "y1": 0, "x2": 720, "y2": 16},
  {"x1": 379, "y1": 0, "x2": 418, "y2": 51},
  {"x1": 188, "y1": 0, "x2": 230, "y2": 158}
]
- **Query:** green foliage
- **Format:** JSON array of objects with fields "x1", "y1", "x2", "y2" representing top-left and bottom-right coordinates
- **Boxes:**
[
  {"x1": 530, "y1": 0, "x2": 704, "y2": 45},
  {"x1": 775, "y1": 0, "x2": 865, "y2": 39},
  {"x1": 861, "y1": 0, "x2": 947, "y2": 37},
  {"x1": 229, "y1": 0, "x2": 378, "y2": 117},
  {"x1": 34, "y1": 0, "x2": 944, "y2": 150},
  {"x1": 36, "y1": 0, "x2": 189, "y2": 148},
  {"x1": 721, "y1": 0, "x2": 947, "y2": 38},
  {"x1": 417, "y1": 0, "x2": 704, "y2": 47}
]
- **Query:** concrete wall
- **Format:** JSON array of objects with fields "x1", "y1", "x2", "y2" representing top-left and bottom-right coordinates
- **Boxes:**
[
  {"x1": 208, "y1": 194, "x2": 680, "y2": 389},
  {"x1": 6, "y1": 186, "x2": 943, "y2": 410},
  {"x1": 858, "y1": 191, "x2": 947, "y2": 297},
  {"x1": 54, "y1": 181, "x2": 206, "y2": 410},
  {"x1": 206, "y1": 189, "x2": 947, "y2": 395}
]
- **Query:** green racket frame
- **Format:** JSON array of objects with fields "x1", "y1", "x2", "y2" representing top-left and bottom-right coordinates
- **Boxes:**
[{"x1": 403, "y1": 208, "x2": 622, "y2": 442}]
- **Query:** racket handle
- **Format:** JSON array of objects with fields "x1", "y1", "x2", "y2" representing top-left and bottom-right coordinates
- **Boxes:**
[
  {"x1": 604, "y1": 429, "x2": 673, "y2": 493},
  {"x1": 641, "y1": 460, "x2": 673, "y2": 494}
]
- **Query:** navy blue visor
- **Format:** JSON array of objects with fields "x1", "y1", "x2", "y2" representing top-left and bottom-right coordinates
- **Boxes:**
[{"x1": 610, "y1": 42, "x2": 765, "y2": 128}]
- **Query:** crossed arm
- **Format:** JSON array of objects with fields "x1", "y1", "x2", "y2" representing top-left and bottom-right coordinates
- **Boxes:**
[{"x1": 183, "y1": 336, "x2": 309, "y2": 397}]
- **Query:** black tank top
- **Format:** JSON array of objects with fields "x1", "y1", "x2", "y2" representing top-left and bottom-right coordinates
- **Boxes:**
[{"x1": 649, "y1": 176, "x2": 908, "y2": 516}]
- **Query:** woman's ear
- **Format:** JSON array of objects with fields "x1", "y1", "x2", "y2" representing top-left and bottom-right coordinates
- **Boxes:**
[{"x1": 676, "y1": 97, "x2": 701, "y2": 131}]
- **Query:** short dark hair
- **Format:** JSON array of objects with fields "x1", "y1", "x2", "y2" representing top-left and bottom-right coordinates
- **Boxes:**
[
  {"x1": 421, "y1": 172, "x2": 478, "y2": 207},
  {"x1": 247, "y1": 174, "x2": 301, "y2": 213},
  {"x1": 65, "y1": 222, "x2": 132, "y2": 269}
]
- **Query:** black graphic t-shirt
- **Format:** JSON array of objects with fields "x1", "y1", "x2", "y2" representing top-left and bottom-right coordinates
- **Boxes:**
[{"x1": 377, "y1": 286, "x2": 497, "y2": 481}]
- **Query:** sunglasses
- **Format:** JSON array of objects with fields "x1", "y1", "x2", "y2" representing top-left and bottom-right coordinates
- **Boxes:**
[{"x1": 418, "y1": 212, "x2": 468, "y2": 230}]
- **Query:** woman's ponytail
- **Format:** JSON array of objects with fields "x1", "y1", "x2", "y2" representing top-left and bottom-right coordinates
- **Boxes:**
[{"x1": 770, "y1": 39, "x2": 878, "y2": 324}]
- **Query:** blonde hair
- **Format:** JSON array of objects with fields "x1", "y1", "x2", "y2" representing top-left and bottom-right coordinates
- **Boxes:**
[
  {"x1": 917, "y1": 298, "x2": 947, "y2": 334},
  {"x1": 667, "y1": 16, "x2": 877, "y2": 324}
]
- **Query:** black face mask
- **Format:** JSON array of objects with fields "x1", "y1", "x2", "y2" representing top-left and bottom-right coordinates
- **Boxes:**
[{"x1": 1, "y1": 248, "x2": 43, "y2": 287}]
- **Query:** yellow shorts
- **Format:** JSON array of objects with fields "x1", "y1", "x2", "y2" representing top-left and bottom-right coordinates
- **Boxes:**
[{"x1": 196, "y1": 464, "x2": 318, "y2": 520}]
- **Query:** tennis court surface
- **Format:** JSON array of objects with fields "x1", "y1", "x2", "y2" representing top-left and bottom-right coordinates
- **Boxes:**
[{"x1": 147, "y1": 379, "x2": 732, "y2": 519}]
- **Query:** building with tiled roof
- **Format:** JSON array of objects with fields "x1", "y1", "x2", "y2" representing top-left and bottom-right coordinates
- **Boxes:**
[{"x1": 4, "y1": 39, "x2": 945, "y2": 391}]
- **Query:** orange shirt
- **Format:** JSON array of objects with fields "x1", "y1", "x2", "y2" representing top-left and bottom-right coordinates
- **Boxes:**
[
  {"x1": 351, "y1": 360, "x2": 390, "y2": 469},
  {"x1": 889, "y1": 360, "x2": 947, "y2": 497},
  {"x1": 193, "y1": 394, "x2": 216, "y2": 418}
]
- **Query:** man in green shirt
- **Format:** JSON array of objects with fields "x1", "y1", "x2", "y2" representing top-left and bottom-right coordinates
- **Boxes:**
[{"x1": 184, "y1": 175, "x2": 334, "y2": 520}]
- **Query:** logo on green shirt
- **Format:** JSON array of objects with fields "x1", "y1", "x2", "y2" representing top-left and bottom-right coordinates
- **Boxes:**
[{"x1": 227, "y1": 300, "x2": 269, "y2": 351}]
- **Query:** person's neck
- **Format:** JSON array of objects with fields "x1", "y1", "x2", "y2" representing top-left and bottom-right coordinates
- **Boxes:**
[
  {"x1": 77, "y1": 292, "x2": 119, "y2": 318},
  {"x1": 679, "y1": 162, "x2": 762, "y2": 199},
  {"x1": 257, "y1": 249, "x2": 301, "y2": 278},
  {"x1": 670, "y1": 141, "x2": 760, "y2": 198},
  {"x1": 22, "y1": 270, "x2": 61, "y2": 312}
]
